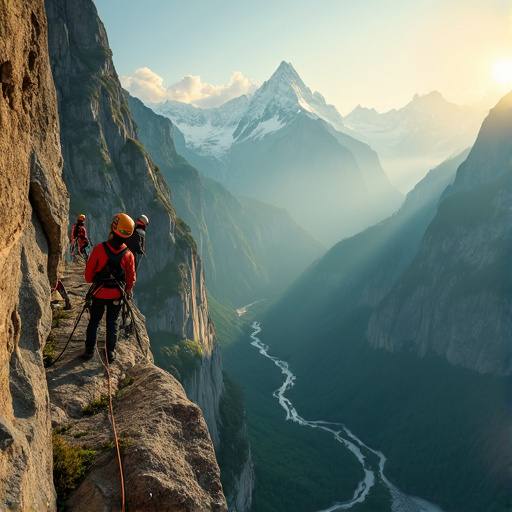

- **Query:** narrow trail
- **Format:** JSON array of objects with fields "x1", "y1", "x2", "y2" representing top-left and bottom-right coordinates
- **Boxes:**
[
  {"x1": 47, "y1": 261, "x2": 147, "y2": 419},
  {"x1": 44, "y1": 261, "x2": 227, "y2": 511},
  {"x1": 46, "y1": 261, "x2": 150, "y2": 509}
]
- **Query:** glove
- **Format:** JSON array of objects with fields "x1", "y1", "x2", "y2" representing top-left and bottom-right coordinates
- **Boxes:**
[{"x1": 125, "y1": 289, "x2": 133, "y2": 301}]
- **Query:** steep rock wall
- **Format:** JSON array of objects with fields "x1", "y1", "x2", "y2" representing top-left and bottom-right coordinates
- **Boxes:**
[
  {"x1": 366, "y1": 93, "x2": 512, "y2": 374},
  {"x1": 0, "y1": 0, "x2": 69, "y2": 508},
  {"x1": 45, "y1": 0, "x2": 224, "y2": 444}
]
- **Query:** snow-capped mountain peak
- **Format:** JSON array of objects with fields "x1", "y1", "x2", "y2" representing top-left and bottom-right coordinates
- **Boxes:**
[
  {"x1": 150, "y1": 95, "x2": 250, "y2": 158},
  {"x1": 148, "y1": 61, "x2": 353, "y2": 158},
  {"x1": 233, "y1": 61, "x2": 349, "y2": 140}
]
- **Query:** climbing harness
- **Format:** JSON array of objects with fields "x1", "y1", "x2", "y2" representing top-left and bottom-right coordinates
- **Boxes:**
[{"x1": 46, "y1": 275, "x2": 147, "y2": 367}]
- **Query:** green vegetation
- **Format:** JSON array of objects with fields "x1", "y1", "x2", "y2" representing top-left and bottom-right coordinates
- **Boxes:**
[
  {"x1": 176, "y1": 216, "x2": 197, "y2": 253},
  {"x1": 44, "y1": 309, "x2": 71, "y2": 366},
  {"x1": 151, "y1": 332, "x2": 203, "y2": 383},
  {"x1": 100, "y1": 437, "x2": 132, "y2": 454},
  {"x1": 43, "y1": 330, "x2": 57, "y2": 366},
  {"x1": 221, "y1": 320, "x2": 364, "y2": 512},
  {"x1": 54, "y1": 424, "x2": 72, "y2": 435},
  {"x1": 72, "y1": 431, "x2": 92, "y2": 439},
  {"x1": 136, "y1": 259, "x2": 188, "y2": 314},
  {"x1": 118, "y1": 437, "x2": 132, "y2": 453},
  {"x1": 82, "y1": 376, "x2": 136, "y2": 416},
  {"x1": 72, "y1": 45, "x2": 111, "y2": 74},
  {"x1": 207, "y1": 293, "x2": 248, "y2": 348},
  {"x1": 118, "y1": 375, "x2": 135, "y2": 389},
  {"x1": 52, "y1": 434, "x2": 96, "y2": 507},
  {"x1": 52, "y1": 309, "x2": 70, "y2": 328},
  {"x1": 82, "y1": 395, "x2": 109, "y2": 416},
  {"x1": 100, "y1": 440, "x2": 115, "y2": 451},
  {"x1": 258, "y1": 303, "x2": 510, "y2": 512}
]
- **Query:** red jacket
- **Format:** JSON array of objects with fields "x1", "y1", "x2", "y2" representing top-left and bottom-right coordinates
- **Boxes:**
[
  {"x1": 84, "y1": 241, "x2": 136, "y2": 299},
  {"x1": 70, "y1": 223, "x2": 89, "y2": 251}
]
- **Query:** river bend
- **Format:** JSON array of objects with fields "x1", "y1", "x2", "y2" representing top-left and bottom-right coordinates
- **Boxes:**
[{"x1": 249, "y1": 322, "x2": 443, "y2": 512}]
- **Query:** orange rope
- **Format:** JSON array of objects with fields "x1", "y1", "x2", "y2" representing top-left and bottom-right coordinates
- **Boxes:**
[{"x1": 97, "y1": 323, "x2": 126, "y2": 511}]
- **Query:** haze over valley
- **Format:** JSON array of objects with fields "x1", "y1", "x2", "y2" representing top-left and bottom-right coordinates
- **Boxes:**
[{"x1": 2, "y1": 1, "x2": 510, "y2": 511}]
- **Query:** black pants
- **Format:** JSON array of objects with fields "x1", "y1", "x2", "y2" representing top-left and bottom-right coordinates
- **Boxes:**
[{"x1": 85, "y1": 298, "x2": 122, "y2": 355}]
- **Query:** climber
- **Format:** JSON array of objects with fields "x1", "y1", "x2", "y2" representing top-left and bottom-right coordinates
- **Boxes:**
[
  {"x1": 70, "y1": 214, "x2": 90, "y2": 262},
  {"x1": 51, "y1": 280, "x2": 72, "y2": 310},
  {"x1": 126, "y1": 214, "x2": 149, "y2": 271},
  {"x1": 81, "y1": 213, "x2": 136, "y2": 364}
]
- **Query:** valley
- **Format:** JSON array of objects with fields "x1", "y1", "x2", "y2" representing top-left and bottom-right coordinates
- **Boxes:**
[
  {"x1": 2, "y1": 2, "x2": 509, "y2": 509},
  {"x1": 247, "y1": 321, "x2": 444, "y2": 512}
]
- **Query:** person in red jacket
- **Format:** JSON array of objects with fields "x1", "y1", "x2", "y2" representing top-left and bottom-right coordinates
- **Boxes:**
[
  {"x1": 82, "y1": 213, "x2": 136, "y2": 363},
  {"x1": 70, "y1": 214, "x2": 90, "y2": 261}
]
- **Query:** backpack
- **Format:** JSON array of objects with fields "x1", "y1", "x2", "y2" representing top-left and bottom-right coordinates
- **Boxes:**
[
  {"x1": 126, "y1": 228, "x2": 145, "y2": 255},
  {"x1": 95, "y1": 243, "x2": 128, "y2": 289},
  {"x1": 72, "y1": 222, "x2": 84, "y2": 239}
]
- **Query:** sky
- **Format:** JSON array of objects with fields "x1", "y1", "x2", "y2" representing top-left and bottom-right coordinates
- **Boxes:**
[{"x1": 93, "y1": 0, "x2": 512, "y2": 115}]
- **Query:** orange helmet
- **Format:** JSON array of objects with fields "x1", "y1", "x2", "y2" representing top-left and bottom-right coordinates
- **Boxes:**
[
  {"x1": 77, "y1": 214, "x2": 86, "y2": 221},
  {"x1": 111, "y1": 213, "x2": 135, "y2": 238}
]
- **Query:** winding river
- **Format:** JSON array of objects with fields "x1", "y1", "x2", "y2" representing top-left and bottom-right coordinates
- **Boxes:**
[{"x1": 249, "y1": 321, "x2": 444, "y2": 512}]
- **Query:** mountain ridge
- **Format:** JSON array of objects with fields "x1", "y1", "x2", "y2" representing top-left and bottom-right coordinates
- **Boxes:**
[
  {"x1": 344, "y1": 90, "x2": 487, "y2": 191},
  {"x1": 151, "y1": 61, "x2": 403, "y2": 245}
]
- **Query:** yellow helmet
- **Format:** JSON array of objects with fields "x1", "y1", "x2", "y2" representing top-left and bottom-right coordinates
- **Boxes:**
[
  {"x1": 77, "y1": 214, "x2": 86, "y2": 221},
  {"x1": 111, "y1": 213, "x2": 135, "y2": 238}
]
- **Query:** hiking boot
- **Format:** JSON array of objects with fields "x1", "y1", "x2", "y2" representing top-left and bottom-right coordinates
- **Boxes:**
[
  {"x1": 80, "y1": 351, "x2": 94, "y2": 360},
  {"x1": 107, "y1": 352, "x2": 116, "y2": 364}
]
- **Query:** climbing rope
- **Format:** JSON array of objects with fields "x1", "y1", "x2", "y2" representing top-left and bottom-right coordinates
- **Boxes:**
[
  {"x1": 48, "y1": 279, "x2": 147, "y2": 509},
  {"x1": 45, "y1": 283, "x2": 96, "y2": 368},
  {"x1": 96, "y1": 336, "x2": 126, "y2": 512}
]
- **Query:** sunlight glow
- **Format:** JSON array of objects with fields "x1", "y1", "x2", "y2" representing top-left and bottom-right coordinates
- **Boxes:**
[{"x1": 491, "y1": 59, "x2": 512, "y2": 85}]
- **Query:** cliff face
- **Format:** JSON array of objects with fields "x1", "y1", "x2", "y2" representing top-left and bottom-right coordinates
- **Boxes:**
[
  {"x1": 0, "y1": 0, "x2": 69, "y2": 508},
  {"x1": 366, "y1": 92, "x2": 512, "y2": 374},
  {"x1": 45, "y1": 0, "x2": 224, "y2": 444}
]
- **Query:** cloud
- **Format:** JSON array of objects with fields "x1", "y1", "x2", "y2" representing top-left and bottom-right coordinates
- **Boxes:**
[{"x1": 121, "y1": 67, "x2": 258, "y2": 108}]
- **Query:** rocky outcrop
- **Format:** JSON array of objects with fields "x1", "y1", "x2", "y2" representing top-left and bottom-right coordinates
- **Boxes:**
[
  {"x1": 0, "y1": 0, "x2": 69, "y2": 509},
  {"x1": 47, "y1": 264, "x2": 226, "y2": 511},
  {"x1": 45, "y1": 0, "x2": 224, "y2": 447},
  {"x1": 366, "y1": 93, "x2": 512, "y2": 374}
]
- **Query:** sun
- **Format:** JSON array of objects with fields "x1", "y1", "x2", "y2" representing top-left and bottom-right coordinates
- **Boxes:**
[{"x1": 491, "y1": 59, "x2": 512, "y2": 85}]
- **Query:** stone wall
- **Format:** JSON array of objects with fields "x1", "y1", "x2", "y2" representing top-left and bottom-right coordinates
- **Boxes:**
[{"x1": 0, "y1": 0, "x2": 69, "y2": 508}]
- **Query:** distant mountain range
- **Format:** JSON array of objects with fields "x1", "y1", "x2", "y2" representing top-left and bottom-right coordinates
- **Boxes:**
[
  {"x1": 345, "y1": 91, "x2": 487, "y2": 192},
  {"x1": 149, "y1": 61, "x2": 403, "y2": 245}
]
